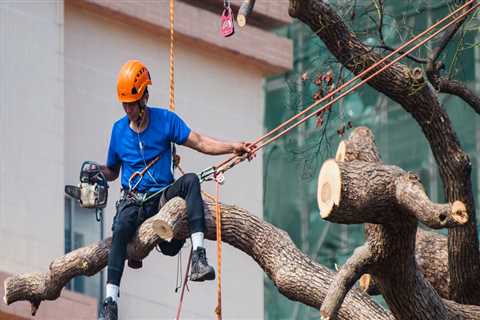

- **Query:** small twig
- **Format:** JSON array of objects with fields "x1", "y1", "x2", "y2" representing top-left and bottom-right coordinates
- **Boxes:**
[{"x1": 374, "y1": 45, "x2": 428, "y2": 64}]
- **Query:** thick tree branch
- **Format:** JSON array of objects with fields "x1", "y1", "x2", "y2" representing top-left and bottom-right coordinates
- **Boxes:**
[
  {"x1": 4, "y1": 198, "x2": 392, "y2": 319},
  {"x1": 395, "y1": 175, "x2": 468, "y2": 229},
  {"x1": 317, "y1": 159, "x2": 466, "y2": 229},
  {"x1": 338, "y1": 127, "x2": 461, "y2": 301}
]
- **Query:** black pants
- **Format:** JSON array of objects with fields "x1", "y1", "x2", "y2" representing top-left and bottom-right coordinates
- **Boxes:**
[{"x1": 107, "y1": 173, "x2": 205, "y2": 286}]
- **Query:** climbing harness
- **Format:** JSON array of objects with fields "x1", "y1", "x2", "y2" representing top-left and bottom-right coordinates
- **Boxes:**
[{"x1": 221, "y1": 0, "x2": 235, "y2": 37}]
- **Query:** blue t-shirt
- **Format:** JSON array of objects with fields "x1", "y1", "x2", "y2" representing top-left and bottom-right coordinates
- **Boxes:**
[{"x1": 106, "y1": 107, "x2": 191, "y2": 192}]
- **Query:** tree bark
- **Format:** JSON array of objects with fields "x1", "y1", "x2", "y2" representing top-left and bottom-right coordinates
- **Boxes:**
[
  {"x1": 318, "y1": 126, "x2": 480, "y2": 320},
  {"x1": 4, "y1": 198, "x2": 392, "y2": 319},
  {"x1": 337, "y1": 127, "x2": 461, "y2": 300},
  {"x1": 289, "y1": 0, "x2": 480, "y2": 305}
]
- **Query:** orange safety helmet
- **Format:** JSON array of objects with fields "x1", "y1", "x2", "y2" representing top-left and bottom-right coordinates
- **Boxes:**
[{"x1": 117, "y1": 60, "x2": 152, "y2": 103}]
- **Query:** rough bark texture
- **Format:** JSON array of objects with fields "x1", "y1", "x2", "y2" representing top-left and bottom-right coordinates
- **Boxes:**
[
  {"x1": 318, "y1": 159, "x2": 465, "y2": 229},
  {"x1": 289, "y1": 0, "x2": 480, "y2": 305},
  {"x1": 337, "y1": 127, "x2": 463, "y2": 300},
  {"x1": 319, "y1": 127, "x2": 480, "y2": 319},
  {"x1": 4, "y1": 198, "x2": 392, "y2": 319}
]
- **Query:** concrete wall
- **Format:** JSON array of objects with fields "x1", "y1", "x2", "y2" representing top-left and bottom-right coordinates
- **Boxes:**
[
  {"x1": 0, "y1": 1, "x2": 64, "y2": 275},
  {"x1": 65, "y1": 2, "x2": 263, "y2": 319},
  {"x1": 0, "y1": 1, "x2": 97, "y2": 318}
]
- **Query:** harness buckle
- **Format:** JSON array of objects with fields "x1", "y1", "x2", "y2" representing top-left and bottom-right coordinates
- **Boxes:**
[{"x1": 198, "y1": 166, "x2": 216, "y2": 183}]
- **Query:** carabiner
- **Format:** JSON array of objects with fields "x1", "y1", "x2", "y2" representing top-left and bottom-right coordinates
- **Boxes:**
[
  {"x1": 198, "y1": 166, "x2": 216, "y2": 183},
  {"x1": 128, "y1": 171, "x2": 143, "y2": 191}
]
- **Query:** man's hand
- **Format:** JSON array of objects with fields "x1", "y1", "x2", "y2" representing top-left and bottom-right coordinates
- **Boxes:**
[{"x1": 232, "y1": 142, "x2": 256, "y2": 160}]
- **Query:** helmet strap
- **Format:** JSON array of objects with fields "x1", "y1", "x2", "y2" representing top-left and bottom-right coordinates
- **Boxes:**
[{"x1": 137, "y1": 99, "x2": 147, "y2": 128}]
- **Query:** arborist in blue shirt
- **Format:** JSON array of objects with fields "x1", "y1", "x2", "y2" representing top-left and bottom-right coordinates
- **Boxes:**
[{"x1": 98, "y1": 60, "x2": 251, "y2": 320}]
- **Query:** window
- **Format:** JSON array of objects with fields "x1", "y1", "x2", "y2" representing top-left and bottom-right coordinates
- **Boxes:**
[{"x1": 64, "y1": 196, "x2": 104, "y2": 308}]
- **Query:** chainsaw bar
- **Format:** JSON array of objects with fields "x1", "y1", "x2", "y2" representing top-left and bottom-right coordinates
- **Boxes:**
[{"x1": 65, "y1": 185, "x2": 81, "y2": 200}]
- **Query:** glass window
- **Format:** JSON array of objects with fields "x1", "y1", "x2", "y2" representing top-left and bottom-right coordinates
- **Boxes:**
[{"x1": 64, "y1": 196, "x2": 104, "y2": 311}]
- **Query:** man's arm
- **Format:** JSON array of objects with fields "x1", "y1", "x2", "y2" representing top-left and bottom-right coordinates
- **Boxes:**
[
  {"x1": 183, "y1": 131, "x2": 252, "y2": 156},
  {"x1": 100, "y1": 164, "x2": 120, "y2": 182}
]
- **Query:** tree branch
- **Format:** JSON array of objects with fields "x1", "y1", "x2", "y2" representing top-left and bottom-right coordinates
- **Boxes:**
[
  {"x1": 395, "y1": 174, "x2": 468, "y2": 229},
  {"x1": 436, "y1": 78, "x2": 480, "y2": 114},
  {"x1": 318, "y1": 126, "x2": 478, "y2": 319},
  {"x1": 320, "y1": 244, "x2": 373, "y2": 319},
  {"x1": 4, "y1": 197, "x2": 393, "y2": 320}
]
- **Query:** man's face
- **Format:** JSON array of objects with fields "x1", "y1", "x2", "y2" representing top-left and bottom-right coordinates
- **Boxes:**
[{"x1": 123, "y1": 101, "x2": 142, "y2": 123}]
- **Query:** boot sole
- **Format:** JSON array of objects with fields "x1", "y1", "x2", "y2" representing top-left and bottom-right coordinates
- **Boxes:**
[{"x1": 190, "y1": 271, "x2": 216, "y2": 282}]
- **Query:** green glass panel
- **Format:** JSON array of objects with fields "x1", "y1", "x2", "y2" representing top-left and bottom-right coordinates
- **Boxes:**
[{"x1": 264, "y1": 2, "x2": 478, "y2": 318}]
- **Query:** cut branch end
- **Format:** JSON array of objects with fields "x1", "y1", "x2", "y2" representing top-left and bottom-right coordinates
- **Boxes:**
[
  {"x1": 359, "y1": 273, "x2": 371, "y2": 292},
  {"x1": 451, "y1": 200, "x2": 468, "y2": 225},
  {"x1": 152, "y1": 220, "x2": 173, "y2": 241},
  {"x1": 317, "y1": 160, "x2": 341, "y2": 218},
  {"x1": 335, "y1": 141, "x2": 346, "y2": 162}
]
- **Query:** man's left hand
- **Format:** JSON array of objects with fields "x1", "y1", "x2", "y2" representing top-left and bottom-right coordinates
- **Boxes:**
[{"x1": 232, "y1": 142, "x2": 256, "y2": 160}]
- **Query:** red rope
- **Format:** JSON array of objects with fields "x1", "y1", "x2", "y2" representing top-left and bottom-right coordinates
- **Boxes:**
[
  {"x1": 213, "y1": 1, "x2": 478, "y2": 175},
  {"x1": 175, "y1": 248, "x2": 193, "y2": 320}
]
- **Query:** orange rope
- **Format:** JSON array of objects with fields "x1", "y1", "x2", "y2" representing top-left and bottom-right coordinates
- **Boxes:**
[
  {"x1": 214, "y1": 179, "x2": 222, "y2": 320},
  {"x1": 169, "y1": 0, "x2": 175, "y2": 112}
]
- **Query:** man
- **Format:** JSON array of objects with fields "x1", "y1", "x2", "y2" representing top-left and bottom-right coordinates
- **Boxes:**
[{"x1": 99, "y1": 60, "x2": 251, "y2": 319}]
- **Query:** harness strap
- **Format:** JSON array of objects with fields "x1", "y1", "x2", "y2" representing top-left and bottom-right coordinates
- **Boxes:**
[{"x1": 128, "y1": 156, "x2": 161, "y2": 192}]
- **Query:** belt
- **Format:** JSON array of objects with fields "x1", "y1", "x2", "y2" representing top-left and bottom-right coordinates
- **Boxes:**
[{"x1": 120, "y1": 189, "x2": 166, "y2": 204}]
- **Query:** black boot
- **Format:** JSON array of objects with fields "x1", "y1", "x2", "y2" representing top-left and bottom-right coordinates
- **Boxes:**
[
  {"x1": 190, "y1": 247, "x2": 215, "y2": 282},
  {"x1": 101, "y1": 297, "x2": 118, "y2": 320}
]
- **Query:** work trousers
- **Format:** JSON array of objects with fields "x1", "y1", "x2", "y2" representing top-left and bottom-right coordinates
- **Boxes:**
[{"x1": 107, "y1": 173, "x2": 205, "y2": 286}]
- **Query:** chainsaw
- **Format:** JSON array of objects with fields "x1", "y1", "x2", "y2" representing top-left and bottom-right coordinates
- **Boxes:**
[{"x1": 65, "y1": 161, "x2": 109, "y2": 221}]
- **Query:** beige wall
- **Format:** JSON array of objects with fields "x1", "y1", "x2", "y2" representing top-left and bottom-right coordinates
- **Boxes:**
[
  {"x1": 0, "y1": 1, "x2": 96, "y2": 318},
  {"x1": 65, "y1": 2, "x2": 263, "y2": 319},
  {"x1": 0, "y1": 1, "x2": 65, "y2": 273}
]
